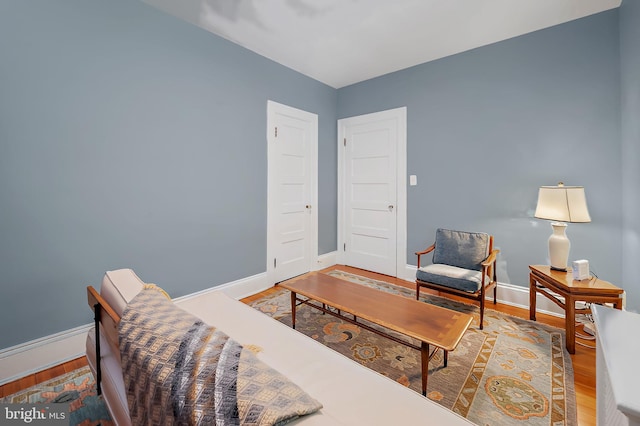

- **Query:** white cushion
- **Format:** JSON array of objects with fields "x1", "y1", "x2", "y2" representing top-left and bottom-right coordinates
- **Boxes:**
[
  {"x1": 100, "y1": 269, "x2": 145, "y2": 317},
  {"x1": 417, "y1": 264, "x2": 488, "y2": 293}
]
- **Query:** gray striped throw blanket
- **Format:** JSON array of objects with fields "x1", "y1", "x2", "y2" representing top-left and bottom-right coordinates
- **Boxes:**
[{"x1": 118, "y1": 286, "x2": 322, "y2": 425}]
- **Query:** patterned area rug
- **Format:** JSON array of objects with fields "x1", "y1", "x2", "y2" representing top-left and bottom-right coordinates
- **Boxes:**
[
  {"x1": 249, "y1": 270, "x2": 577, "y2": 426},
  {"x1": 1, "y1": 366, "x2": 113, "y2": 426}
]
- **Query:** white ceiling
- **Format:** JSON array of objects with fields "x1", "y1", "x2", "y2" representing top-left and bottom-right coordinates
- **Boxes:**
[{"x1": 142, "y1": 0, "x2": 621, "y2": 89}]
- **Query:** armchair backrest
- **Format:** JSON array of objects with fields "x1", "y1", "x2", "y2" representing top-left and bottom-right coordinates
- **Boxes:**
[{"x1": 432, "y1": 228, "x2": 490, "y2": 271}]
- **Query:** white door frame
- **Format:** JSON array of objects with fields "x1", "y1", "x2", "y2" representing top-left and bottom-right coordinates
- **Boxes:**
[
  {"x1": 337, "y1": 107, "x2": 407, "y2": 278},
  {"x1": 266, "y1": 100, "x2": 318, "y2": 284}
]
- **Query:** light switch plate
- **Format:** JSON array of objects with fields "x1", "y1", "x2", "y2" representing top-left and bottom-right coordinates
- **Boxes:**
[{"x1": 410, "y1": 175, "x2": 417, "y2": 186}]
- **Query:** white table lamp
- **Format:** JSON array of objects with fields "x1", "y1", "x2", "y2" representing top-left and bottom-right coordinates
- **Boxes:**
[{"x1": 534, "y1": 182, "x2": 591, "y2": 271}]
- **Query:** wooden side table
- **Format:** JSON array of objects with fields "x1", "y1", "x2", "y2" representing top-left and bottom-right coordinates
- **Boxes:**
[{"x1": 529, "y1": 265, "x2": 624, "y2": 354}]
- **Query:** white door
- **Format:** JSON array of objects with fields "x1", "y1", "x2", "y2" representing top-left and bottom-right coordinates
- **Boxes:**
[
  {"x1": 338, "y1": 108, "x2": 406, "y2": 277},
  {"x1": 267, "y1": 101, "x2": 318, "y2": 283}
]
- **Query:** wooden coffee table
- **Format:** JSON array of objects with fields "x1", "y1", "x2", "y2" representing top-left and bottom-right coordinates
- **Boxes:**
[{"x1": 278, "y1": 273, "x2": 473, "y2": 396}]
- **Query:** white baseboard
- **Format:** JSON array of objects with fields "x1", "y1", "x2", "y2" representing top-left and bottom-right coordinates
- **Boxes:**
[
  {"x1": 399, "y1": 263, "x2": 417, "y2": 282},
  {"x1": 0, "y1": 259, "x2": 562, "y2": 387},
  {"x1": 315, "y1": 251, "x2": 337, "y2": 271},
  {"x1": 0, "y1": 324, "x2": 92, "y2": 386},
  {"x1": 174, "y1": 272, "x2": 270, "y2": 303}
]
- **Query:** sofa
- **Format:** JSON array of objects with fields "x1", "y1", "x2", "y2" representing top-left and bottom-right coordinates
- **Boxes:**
[{"x1": 85, "y1": 268, "x2": 473, "y2": 425}]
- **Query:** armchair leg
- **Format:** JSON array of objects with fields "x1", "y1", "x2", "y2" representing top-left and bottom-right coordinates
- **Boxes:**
[
  {"x1": 479, "y1": 287, "x2": 485, "y2": 330},
  {"x1": 493, "y1": 286, "x2": 497, "y2": 304}
]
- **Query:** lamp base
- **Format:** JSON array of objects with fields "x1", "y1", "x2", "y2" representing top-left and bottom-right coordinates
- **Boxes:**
[
  {"x1": 548, "y1": 222, "x2": 570, "y2": 271},
  {"x1": 550, "y1": 265, "x2": 568, "y2": 272}
]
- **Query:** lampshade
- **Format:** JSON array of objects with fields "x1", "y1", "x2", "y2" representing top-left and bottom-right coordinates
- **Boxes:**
[{"x1": 534, "y1": 183, "x2": 591, "y2": 223}]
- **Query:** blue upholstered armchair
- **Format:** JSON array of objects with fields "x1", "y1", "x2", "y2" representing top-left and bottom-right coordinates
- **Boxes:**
[{"x1": 415, "y1": 228, "x2": 499, "y2": 330}]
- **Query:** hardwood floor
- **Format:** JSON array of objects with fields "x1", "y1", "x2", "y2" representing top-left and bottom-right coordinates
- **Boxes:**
[
  {"x1": 1, "y1": 265, "x2": 596, "y2": 425},
  {"x1": 0, "y1": 356, "x2": 88, "y2": 399}
]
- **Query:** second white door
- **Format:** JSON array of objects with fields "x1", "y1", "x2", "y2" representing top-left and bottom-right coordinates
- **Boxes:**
[{"x1": 338, "y1": 107, "x2": 406, "y2": 277}]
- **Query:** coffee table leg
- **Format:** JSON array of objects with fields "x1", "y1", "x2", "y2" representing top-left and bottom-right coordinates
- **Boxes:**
[
  {"x1": 290, "y1": 291, "x2": 297, "y2": 329},
  {"x1": 421, "y1": 341, "x2": 429, "y2": 396},
  {"x1": 443, "y1": 350, "x2": 448, "y2": 367}
]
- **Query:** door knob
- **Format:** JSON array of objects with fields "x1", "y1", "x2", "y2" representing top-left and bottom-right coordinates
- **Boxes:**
[
  {"x1": 388, "y1": 205, "x2": 394, "y2": 211},
  {"x1": 306, "y1": 205, "x2": 311, "y2": 209}
]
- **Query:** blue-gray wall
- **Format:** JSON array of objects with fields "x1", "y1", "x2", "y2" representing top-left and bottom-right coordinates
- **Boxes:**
[
  {"x1": 620, "y1": 0, "x2": 640, "y2": 312},
  {"x1": 0, "y1": 0, "x2": 337, "y2": 348},
  {"x1": 337, "y1": 10, "x2": 622, "y2": 294}
]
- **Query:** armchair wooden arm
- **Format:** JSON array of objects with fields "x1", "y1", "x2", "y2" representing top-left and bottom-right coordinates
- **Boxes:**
[
  {"x1": 415, "y1": 244, "x2": 436, "y2": 268},
  {"x1": 481, "y1": 249, "x2": 499, "y2": 268},
  {"x1": 481, "y1": 249, "x2": 500, "y2": 286}
]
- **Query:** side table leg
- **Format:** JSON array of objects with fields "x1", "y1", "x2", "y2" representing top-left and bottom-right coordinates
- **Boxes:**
[
  {"x1": 529, "y1": 274, "x2": 537, "y2": 321},
  {"x1": 566, "y1": 296, "x2": 576, "y2": 354}
]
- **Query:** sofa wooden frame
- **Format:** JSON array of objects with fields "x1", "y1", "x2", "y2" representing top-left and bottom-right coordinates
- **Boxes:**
[{"x1": 87, "y1": 286, "x2": 120, "y2": 395}]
